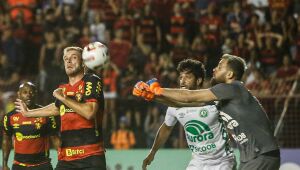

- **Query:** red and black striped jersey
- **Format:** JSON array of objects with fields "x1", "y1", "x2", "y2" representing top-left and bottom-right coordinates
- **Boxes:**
[
  {"x1": 3, "y1": 105, "x2": 58, "y2": 165},
  {"x1": 55, "y1": 73, "x2": 105, "y2": 161}
]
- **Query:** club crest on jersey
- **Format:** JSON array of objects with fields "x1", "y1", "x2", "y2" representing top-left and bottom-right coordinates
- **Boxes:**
[
  {"x1": 75, "y1": 92, "x2": 83, "y2": 102},
  {"x1": 35, "y1": 122, "x2": 42, "y2": 129},
  {"x1": 199, "y1": 109, "x2": 208, "y2": 118}
]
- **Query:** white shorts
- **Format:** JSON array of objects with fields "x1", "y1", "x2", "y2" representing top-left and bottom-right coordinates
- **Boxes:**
[
  {"x1": 103, "y1": 91, "x2": 117, "y2": 99},
  {"x1": 186, "y1": 156, "x2": 236, "y2": 170}
]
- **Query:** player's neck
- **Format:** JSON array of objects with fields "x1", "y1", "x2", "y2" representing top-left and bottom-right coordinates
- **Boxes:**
[{"x1": 68, "y1": 73, "x2": 84, "y2": 86}]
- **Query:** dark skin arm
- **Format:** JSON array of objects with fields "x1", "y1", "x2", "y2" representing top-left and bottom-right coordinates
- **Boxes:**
[
  {"x1": 142, "y1": 123, "x2": 174, "y2": 170},
  {"x1": 2, "y1": 133, "x2": 12, "y2": 170}
]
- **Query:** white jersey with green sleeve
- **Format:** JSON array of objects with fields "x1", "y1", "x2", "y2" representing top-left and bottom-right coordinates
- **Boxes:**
[{"x1": 165, "y1": 105, "x2": 233, "y2": 162}]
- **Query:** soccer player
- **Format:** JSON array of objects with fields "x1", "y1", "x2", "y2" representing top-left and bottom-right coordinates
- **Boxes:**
[
  {"x1": 2, "y1": 82, "x2": 57, "y2": 170},
  {"x1": 136, "y1": 59, "x2": 235, "y2": 170},
  {"x1": 15, "y1": 47, "x2": 106, "y2": 170},
  {"x1": 137, "y1": 54, "x2": 280, "y2": 170}
]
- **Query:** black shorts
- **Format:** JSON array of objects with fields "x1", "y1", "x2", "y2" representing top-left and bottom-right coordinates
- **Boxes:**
[
  {"x1": 55, "y1": 155, "x2": 106, "y2": 170},
  {"x1": 12, "y1": 162, "x2": 53, "y2": 170},
  {"x1": 239, "y1": 150, "x2": 280, "y2": 170}
]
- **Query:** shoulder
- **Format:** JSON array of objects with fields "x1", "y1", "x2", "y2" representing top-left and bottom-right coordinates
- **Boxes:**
[
  {"x1": 83, "y1": 73, "x2": 102, "y2": 82},
  {"x1": 58, "y1": 82, "x2": 68, "y2": 88},
  {"x1": 199, "y1": 104, "x2": 219, "y2": 113},
  {"x1": 6, "y1": 109, "x2": 18, "y2": 118},
  {"x1": 166, "y1": 107, "x2": 180, "y2": 115}
]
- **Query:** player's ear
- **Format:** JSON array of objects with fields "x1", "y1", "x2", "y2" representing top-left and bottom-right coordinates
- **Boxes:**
[{"x1": 227, "y1": 71, "x2": 234, "y2": 79}]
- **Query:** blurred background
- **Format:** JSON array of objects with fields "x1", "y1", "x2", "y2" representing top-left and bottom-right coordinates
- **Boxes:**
[{"x1": 0, "y1": 0, "x2": 300, "y2": 169}]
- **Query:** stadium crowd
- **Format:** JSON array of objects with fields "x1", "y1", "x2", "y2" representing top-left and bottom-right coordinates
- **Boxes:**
[{"x1": 0, "y1": 0, "x2": 300, "y2": 149}]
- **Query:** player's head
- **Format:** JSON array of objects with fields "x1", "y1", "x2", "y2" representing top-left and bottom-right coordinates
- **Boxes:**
[
  {"x1": 63, "y1": 46, "x2": 84, "y2": 76},
  {"x1": 212, "y1": 54, "x2": 246, "y2": 84},
  {"x1": 18, "y1": 82, "x2": 37, "y2": 107},
  {"x1": 177, "y1": 59, "x2": 206, "y2": 90}
]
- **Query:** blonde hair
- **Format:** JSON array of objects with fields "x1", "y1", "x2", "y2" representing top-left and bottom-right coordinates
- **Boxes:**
[{"x1": 63, "y1": 46, "x2": 83, "y2": 58}]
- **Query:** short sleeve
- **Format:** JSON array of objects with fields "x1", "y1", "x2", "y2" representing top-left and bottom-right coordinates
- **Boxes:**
[
  {"x1": 54, "y1": 99, "x2": 61, "y2": 108},
  {"x1": 3, "y1": 114, "x2": 13, "y2": 136},
  {"x1": 83, "y1": 74, "x2": 103, "y2": 102},
  {"x1": 46, "y1": 116, "x2": 60, "y2": 136},
  {"x1": 164, "y1": 107, "x2": 178, "y2": 127},
  {"x1": 210, "y1": 83, "x2": 240, "y2": 100}
]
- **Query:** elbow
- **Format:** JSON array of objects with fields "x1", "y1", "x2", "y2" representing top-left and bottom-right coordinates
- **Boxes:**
[{"x1": 85, "y1": 112, "x2": 96, "y2": 120}]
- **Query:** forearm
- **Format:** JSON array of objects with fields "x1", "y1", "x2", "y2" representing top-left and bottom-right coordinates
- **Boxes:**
[
  {"x1": 155, "y1": 96, "x2": 205, "y2": 107},
  {"x1": 160, "y1": 88, "x2": 216, "y2": 103},
  {"x1": 25, "y1": 103, "x2": 59, "y2": 117},
  {"x1": 150, "y1": 124, "x2": 173, "y2": 154},
  {"x1": 60, "y1": 97, "x2": 97, "y2": 120},
  {"x1": 2, "y1": 135, "x2": 12, "y2": 167}
]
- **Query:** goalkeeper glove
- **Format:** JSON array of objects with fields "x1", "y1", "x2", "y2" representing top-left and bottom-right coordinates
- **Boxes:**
[
  {"x1": 132, "y1": 81, "x2": 155, "y2": 101},
  {"x1": 146, "y1": 78, "x2": 163, "y2": 95}
]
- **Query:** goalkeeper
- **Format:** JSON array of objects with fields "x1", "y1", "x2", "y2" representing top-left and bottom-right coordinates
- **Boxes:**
[
  {"x1": 134, "y1": 59, "x2": 235, "y2": 170},
  {"x1": 135, "y1": 54, "x2": 280, "y2": 170}
]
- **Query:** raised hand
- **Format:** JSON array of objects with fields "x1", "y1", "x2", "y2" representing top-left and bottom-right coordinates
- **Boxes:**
[
  {"x1": 146, "y1": 78, "x2": 163, "y2": 95},
  {"x1": 15, "y1": 99, "x2": 29, "y2": 116},
  {"x1": 132, "y1": 81, "x2": 155, "y2": 101},
  {"x1": 53, "y1": 88, "x2": 65, "y2": 101}
]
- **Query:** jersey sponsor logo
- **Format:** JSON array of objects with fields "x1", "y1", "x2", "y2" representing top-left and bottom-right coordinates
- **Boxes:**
[
  {"x1": 15, "y1": 132, "x2": 41, "y2": 141},
  {"x1": 13, "y1": 116, "x2": 19, "y2": 122},
  {"x1": 199, "y1": 109, "x2": 208, "y2": 118},
  {"x1": 188, "y1": 143, "x2": 216, "y2": 153},
  {"x1": 67, "y1": 92, "x2": 75, "y2": 96},
  {"x1": 22, "y1": 121, "x2": 32, "y2": 125},
  {"x1": 49, "y1": 116, "x2": 57, "y2": 129},
  {"x1": 96, "y1": 81, "x2": 101, "y2": 94},
  {"x1": 220, "y1": 111, "x2": 239, "y2": 129},
  {"x1": 232, "y1": 133, "x2": 248, "y2": 144},
  {"x1": 85, "y1": 82, "x2": 93, "y2": 96},
  {"x1": 12, "y1": 123, "x2": 20, "y2": 129},
  {"x1": 66, "y1": 148, "x2": 85, "y2": 157},
  {"x1": 60, "y1": 105, "x2": 66, "y2": 116},
  {"x1": 60, "y1": 105, "x2": 74, "y2": 115},
  {"x1": 4, "y1": 116, "x2": 8, "y2": 130},
  {"x1": 178, "y1": 112, "x2": 185, "y2": 118},
  {"x1": 184, "y1": 120, "x2": 214, "y2": 143}
]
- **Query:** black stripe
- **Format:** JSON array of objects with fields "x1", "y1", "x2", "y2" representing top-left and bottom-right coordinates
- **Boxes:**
[
  {"x1": 61, "y1": 128, "x2": 102, "y2": 147},
  {"x1": 15, "y1": 152, "x2": 50, "y2": 164}
]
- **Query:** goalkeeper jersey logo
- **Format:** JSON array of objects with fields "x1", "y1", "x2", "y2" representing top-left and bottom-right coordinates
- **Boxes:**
[{"x1": 184, "y1": 120, "x2": 214, "y2": 143}]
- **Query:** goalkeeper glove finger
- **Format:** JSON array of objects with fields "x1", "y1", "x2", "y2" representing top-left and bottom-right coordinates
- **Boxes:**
[{"x1": 146, "y1": 78, "x2": 163, "y2": 95}]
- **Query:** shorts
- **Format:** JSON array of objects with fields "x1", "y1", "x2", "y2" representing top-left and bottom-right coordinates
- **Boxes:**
[
  {"x1": 55, "y1": 155, "x2": 106, "y2": 170},
  {"x1": 104, "y1": 92, "x2": 117, "y2": 99},
  {"x1": 12, "y1": 162, "x2": 53, "y2": 170},
  {"x1": 186, "y1": 156, "x2": 236, "y2": 170},
  {"x1": 239, "y1": 150, "x2": 280, "y2": 170}
]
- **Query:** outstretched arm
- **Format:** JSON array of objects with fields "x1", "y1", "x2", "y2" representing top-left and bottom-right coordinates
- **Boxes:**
[
  {"x1": 160, "y1": 88, "x2": 217, "y2": 103},
  {"x1": 15, "y1": 99, "x2": 59, "y2": 117},
  {"x1": 154, "y1": 95, "x2": 206, "y2": 107},
  {"x1": 2, "y1": 133, "x2": 12, "y2": 170},
  {"x1": 142, "y1": 123, "x2": 174, "y2": 170}
]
